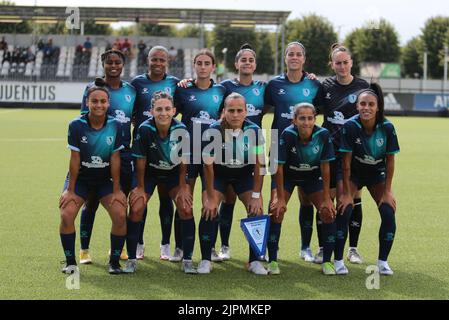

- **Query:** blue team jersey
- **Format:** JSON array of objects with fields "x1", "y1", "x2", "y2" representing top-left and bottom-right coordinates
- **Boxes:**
[
  {"x1": 67, "y1": 114, "x2": 124, "y2": 181},
  {"x1": 131, "y1": 73, "x2": 179, "y2": 130},
  {"x1": 265, "y1": 73, "x2": 320, "y2": 133},
  {"x1": 174, "y1": 80, "x2": 226, "y2": 134},
  {"x1": 339, "y1": 115, "x2": 400, "y2": 177},
  {"x1": 221, "y1": 79, "x2": 267, "y2": 127},
  {"x1": 203, "y1": 119, "x2": 264, "y2": 178},
  {"x1": 276, "y1": 124, "x2": 335, "y2": 181},
  {"x1": 80, "y1": 81, "x2": 136, "y2": 150},
  {"x1": 132, "y1": 118, "x2": 190, "y2": 177}
]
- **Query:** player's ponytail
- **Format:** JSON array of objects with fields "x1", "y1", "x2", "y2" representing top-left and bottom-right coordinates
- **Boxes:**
[{"x1": 87, "y1": 77, "x2": 110, "y2": 99}]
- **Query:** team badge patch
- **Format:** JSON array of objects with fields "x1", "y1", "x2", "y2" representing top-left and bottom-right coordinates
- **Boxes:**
[
  {"x1": 253, "y1": 88, "x2": 260, "y2": 96},
  {"x1": 313, "y1": 145, "x2": 320, "y2": 154},
  {"x1": 303, "y1": 89, "x2": 310, "y2": 97},
  {"x1": 165, "y1": 87, "x2": 172, "y2": 94},
  {"x1": 106, "y1": 136, "x2": 114, "y2": 146},
  {"x1": 213, "y1": 95, "x2": 219, "y2": 103},
  {"x1": 349, "y1": 94, "x2": 357, "y2": 103},
  {"x1": 125, "y1": 95, "x2": 132, "y2": 103},
  {"x1": 376, "y1": 138, "x2": 384, "y2": 147}
]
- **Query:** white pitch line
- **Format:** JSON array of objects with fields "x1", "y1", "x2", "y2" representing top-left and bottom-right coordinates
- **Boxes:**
[
  {"x1": 0, "y1": 109, "x2": 25, "y2": 115},
  {"x1": 0, "y1": 138, "x2": 65, "y2": 142}
]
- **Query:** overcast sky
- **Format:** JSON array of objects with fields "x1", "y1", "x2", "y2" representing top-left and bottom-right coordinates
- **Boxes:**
[{"x1": 12, "y1": 0, "x2": 449, "y2": 45}]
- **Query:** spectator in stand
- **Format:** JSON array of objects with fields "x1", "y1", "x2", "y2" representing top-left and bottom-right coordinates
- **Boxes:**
[
  {"x1": 83, "y1": 37, "x2": 93, "y2": 53},
  {"x1": 0, "y1": 36, "x2": 7, "y2": 50},
  {"x1": 168, "y1": 46, "x2": 177, "y2": 62},
  {"x1": 113, "y1": 38, "x2": 122, "y2": 51},
  {"x1": 25, "y1": 48, "x2": 35, "y2": 63},
  {"x1": 37, "y1": 38, "x2": 45, "y2": 51},
  {"x1": 137, "y1": 40, "x2": 147, "y2": 66}
]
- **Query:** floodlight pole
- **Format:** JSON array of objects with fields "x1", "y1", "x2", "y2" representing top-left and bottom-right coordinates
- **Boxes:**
[
  {"x1": 444, "y1": 45, "x2": 448, "y2": 95},
  {"x1": 423, "y1": 50, "x2": 428, "y2": 92}
]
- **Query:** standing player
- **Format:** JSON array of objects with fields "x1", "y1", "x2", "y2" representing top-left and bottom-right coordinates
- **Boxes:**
[
  {"x1": 265, "y1": 41, "x2": 321, "y2": 265},
  {"x1": 131, "y1": 46, "x2": 182, "y2": 262},
  {"x1": 124, "y1": 91, "x2": 193, "y2": 274},
  {"x1": 174, "y1": 49, "x2": 226, "y2": 273},
  {"x1": 202, "y1": 93, "x2": 266, "y2": 274},
  {"x1": 210, "y1": 44, "x2": 268, "y2": 261},
  {"x1": 78, "y1": 49, "x2": 136, "y2": 264},
  {"x1": 59, "y1": 81, "x2": 127, "y2": 274},
  {"x1": 338, "y1": 83, "x2": 399, "y2": 275},
  {"x1": 313, "y1": 44, "x2": 369, "y2": 264},
  {"x1": 271, "y1": 103, "x2": 337, "y2": 275}
]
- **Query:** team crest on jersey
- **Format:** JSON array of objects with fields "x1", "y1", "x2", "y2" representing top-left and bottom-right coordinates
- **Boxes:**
[
  {"x1": 349, "y1": 94, "x2": 357, "y2": 103},
  {"x1": 313, "y1": 145, "x2": 320, "y2": 154},
  {"x1": 278, "y1": 89, "x2": 286, "y2": 95},
  {"x1": 189, "y1": 95, "x2": 197, "y2": 102},
  {"x1": 125, "y1": 95, "x2": 132, "y2": 103},
  {"x1": 213, "y1": 95, "x2": 219, "y2": 103},
  {"x1": 303, "y1": 89, "x2": 310, "y2": 97},
  {"x1": 252, "y1": 88, "x2": 260, "y2": 96},
  {"x1": 81, "y1": 136, "x2": 88, "y2": 143},
  {"x1": 106, "y1": 136, "x2": 114, "y2": 146},
  {"x1": 376, "y1": 138, "x2": 384, "y2": 147},
  {"x1": 165, "y1": 87, "x2": 172, "y2": 94}
]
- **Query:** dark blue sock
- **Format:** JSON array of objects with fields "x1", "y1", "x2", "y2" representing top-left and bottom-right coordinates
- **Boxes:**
[
  {"x1": 321, "y1": 221, "x2": 337, "y2": 263},
  {"x1": 79, "y1": 200, "x2": 99, "y2": 250},
  {"x1": 60, "y1": 232, "x2": 76, "y2": 265},
  {"x1": 159, "y1": 196, "x2": 174, "y2": 245},
  {"x1": 182, "y1": 218, "x2": 195, "y2": 260},
  {"x1": 110, "y1": 233, "x2": 126, "y2": 264},
  {"x1": 299, "y1": 205, "x2": 314, "y2": 250},
  {"x1": 316, "y1": 212, "x2": 323, "y2": 248},
  {"x1": 174, "y1": 210, "x2": 182, "y2": 249},
  {"x1": 138, "y1": 207, "x2": 147, "y2": 245},
  {"x1": 268, "y1": 222, "x2": 281, "y2": 262},
  {"x1": 349, "y1": 198, "x2": 363, "y2": 247},
  {"x1": 126, "y1": 219, "x2": 140, "y2": 260},
  {"x1": 334, "y1": 205, "x2": 352, "y2": 261},
  {"x1": 219, "y1": 202, "x2": 235, "y2": 247},
  {"x1": 249, "y1": 246, "x2": 258, "y2": 263},
  {"x1": 211, "y1": 213, "x2": 220, "y2": 249},
  {"x1": 199, "y1": 217, "x2": 214, "y2": 261},
  {"x1": 378, "y1": 203, "x2": 396, "y2": 261}
]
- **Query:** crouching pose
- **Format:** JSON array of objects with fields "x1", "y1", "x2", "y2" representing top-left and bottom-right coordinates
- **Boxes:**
[
  {"x1": 202, "y1": 92, "x2": 266, "y2": 275},
  {"x1": 338, "y1": 83, "x2": 399, "y2": 275},
  {"x1": 270, "y1": 103, "x2": 337, "y2": 275},
  {"x1": 125, "y1": 91, "x2": 192, "y2": 274},
  {"x1": 59, "y1": 83, "x2": 127, "y2": 275}
]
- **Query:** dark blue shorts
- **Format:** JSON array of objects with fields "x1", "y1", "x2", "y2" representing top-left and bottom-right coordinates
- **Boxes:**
[
  {"x1": 132, "y1": 173, "x2": 180, "y2": 196},
  {"x1": 120, "y1": 152, "x2": 134, "y2": 194},
  {"x1": 201, "y1": 174, "x2": 254, "y2": 195},
  {"x1": 282, "y1": 176, "x2": 323, "y2": 195},
  {"x1": 63, "y1": 176, "x2": 113, "y2": 201},
  {"x1": 351, "y1": 171, "x2": 386, "y2": 190},
  {"x1": 187, "y1": 164, "x2": 203, "y2": 180}
]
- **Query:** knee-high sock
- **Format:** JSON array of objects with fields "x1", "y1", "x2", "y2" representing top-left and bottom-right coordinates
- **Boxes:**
[
  {"x1": 321, "y1": 221, "x2": 337, "y2": 263},
  {"x1": 182, "y1": 218, "x2": 195, "y2": 260},
  {"x1": 299, "y1": 205, "x2": 314, "y2": 250},
  {"x1": 211, "y1": 212, "x2": 220, "y2": 249},
  {"x1": 80, "y1": 199, "x2": 99, "y2": 250},
  {"x1": 110, "y1": 233, "x2": 126, "y2": 264},
  {"x1": 334, "y1": 205, "x2": 352, "y2": 261},
  {"x1": 126, "y1": 219, "x2": 140, "y2": 260},
  {"x1": 60, "y1": 232, "x2": 76, "y2": 265},
  {"x1": 138, "y1": 207, "x2": 147, "y2": 245},
  {"x1": 199, "y1": 216, "x2": 215, "y2": 261},
  {"x1": 349, "y1": 198, "x2": 363, "y2": 247},
  {"x1": 378, "y1": 203, "x2": 396, "y2": 261},
  {"x1": 174, "y1": 210, "x2": 182, "y2": 249},
  {"x1": 159, "y1": 196, "x2": 174, "y2": 245},
  {"x1": 267, "y1": 222, "x2": 282, "y2": 262},
  {"x1": 219, "y1": 202, "x2": 235, "y2": 247}
]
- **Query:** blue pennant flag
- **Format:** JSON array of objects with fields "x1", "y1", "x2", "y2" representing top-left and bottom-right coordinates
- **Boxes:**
[{"x1": 240, "y1": 215, "x2": 270, "y2": 259}]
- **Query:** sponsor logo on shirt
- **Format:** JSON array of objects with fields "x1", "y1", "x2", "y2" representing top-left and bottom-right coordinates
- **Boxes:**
[
  {"x1": 291, "y1": 147, "x2": 297, "y2": 154},
  {"x1": 247, "y1": 104, "x2": 262, "y2": 116},
  {"x1": 326, "y1": 111, "x2": 346, "y2": 125},
  {"x1": 355, "y1": 155, "x2": 382, "y2": 165},
  {"x1": 142, "y1": 88, "x2": 149, "y2": 94},
  {"x1": 189, "y1": 95, "x2": 197, "y2": 102},
  {"x1": 281, "y1": 106, "x2": 296, "y2": 119},
  {"x1": 278, "y1": 89, "x2": 286, "y2": 95},
  {"x1": 82, "y1": 156, "x2": 109, "y2": 168},
  {"x1": 150, "y1": 142, "x2": 158, "y2": 149},
  {"x1": 355, "y1": 138, "x2": 362, "y2": 145},
  {"x1": 192, "y1": 111, "x2": 215, "y2": 124},
  {"x1": 114, "y1": 110, "x2": 131, "y2": 124},
  {"x1": 325, "y1": 92, "x2": 331, "y2": 100},
  {"x1": 81, "y1": 136, "x2": 88, "y2": 143}
]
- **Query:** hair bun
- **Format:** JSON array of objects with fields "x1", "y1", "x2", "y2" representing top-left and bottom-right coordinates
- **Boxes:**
[
  {"x1": 94, "y1": 77, "x2": 106, "y2": 87},
  {"x1": 240, "y1": 43, "x2": 253, "y2": 50}
]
